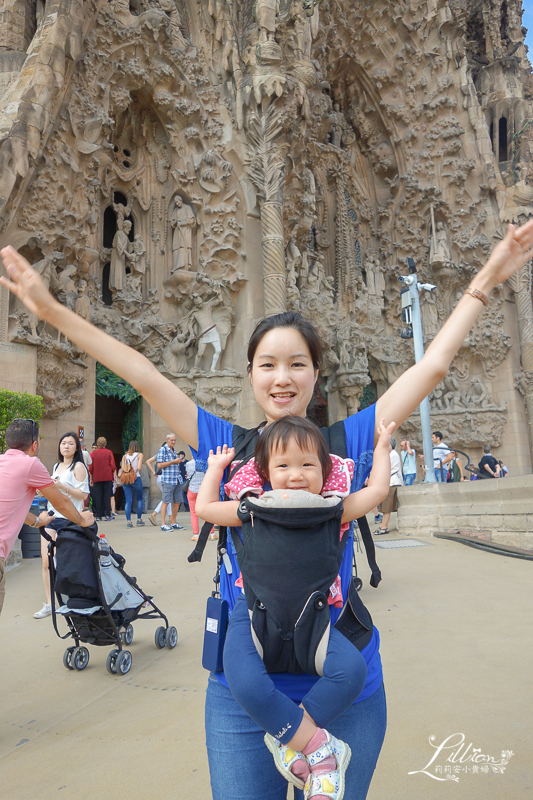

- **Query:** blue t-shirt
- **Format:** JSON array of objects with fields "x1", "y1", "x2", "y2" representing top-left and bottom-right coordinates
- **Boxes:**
[{"x1": 193, "y1": 405, "x2": 383, "y2": 703}]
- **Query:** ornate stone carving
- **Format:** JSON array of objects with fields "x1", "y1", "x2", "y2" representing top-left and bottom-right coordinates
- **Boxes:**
[{"x1": 0, "y1": 0, "x2": 532, "y2": 470}]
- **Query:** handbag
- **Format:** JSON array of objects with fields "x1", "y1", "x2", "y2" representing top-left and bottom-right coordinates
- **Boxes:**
[
  {"x1": 120, "y1": 454, "x2": 136, "y2": 485},
  {"x1": 181, "y1": 470, "x2": 195, "y2": 494}
]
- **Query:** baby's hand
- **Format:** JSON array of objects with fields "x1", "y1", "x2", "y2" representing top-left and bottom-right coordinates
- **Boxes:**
[
  {"x1": 207, "y1": 445, "x2": 235, "y2": 470},
  {"x1": 376, "y1": 418, "x2": 395, "y2": 449}
]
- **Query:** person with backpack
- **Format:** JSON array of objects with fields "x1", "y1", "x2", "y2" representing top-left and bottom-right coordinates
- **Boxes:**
[
  {"x1": 120, "y1": 440, "x2": 145, "y2": 528},
  {"x1": 3, "y1": 218, "x2": 533, "y2": 799},
  {"x1": 34, "y1": 431, "x2": 90, "y2": 619}
]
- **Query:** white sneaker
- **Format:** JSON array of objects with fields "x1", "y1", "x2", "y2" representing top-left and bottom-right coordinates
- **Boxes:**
[{"x1": 34, "y1": 603, "x2": 52, "y2": 619}]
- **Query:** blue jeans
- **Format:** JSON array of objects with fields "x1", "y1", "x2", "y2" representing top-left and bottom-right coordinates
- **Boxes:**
[
  {"x1": 404, "y1": 473, "x2": 416, "y2": 486},
  {"x1": 223, "y1": 595, "x2": 368, "y2": 744},
  {"x1": 205, "y1": 677, "x2": 387, "y2": 800},
  {"x1": 435, "y1": 468, "x2": 448, "y2": 483},
  {"x1": 122, "y1": 476, "x2": 143, "y2": 521}
]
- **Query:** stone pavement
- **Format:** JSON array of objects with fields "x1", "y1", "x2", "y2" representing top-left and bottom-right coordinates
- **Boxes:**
[{"x1": 0, "y1": 511, "x2": 531, "y2": 800}]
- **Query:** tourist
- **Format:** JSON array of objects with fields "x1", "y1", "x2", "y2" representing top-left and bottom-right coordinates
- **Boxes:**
[
  {"x1": 444, "y1": 450, "x2": 465, "y2": 482},
  {"x1": 146, "y1": 446, "x2": 164, "y2": 525},
  {"x1": 185, "y1": 457, "x2": 217, "y2": 542},
  {"x1": 375, "y1": 436, "x2": 403, "y2": 535},
  {"x1": 88, "y1": 437, "x2": 117, "y2": 520},
  {"x1": 432, "y1": 431, "x2": 450, "y2": 482},
  {"x1": 2, "y1": 219, "x2": 533, "y2": 799},
  {"x1": 120, "y1": 439, "x2": 145, "y2": 528},
  {"x1": 34, "y1": 431, "x2": 90, "y2": 619},
  {"x1": 0, "y1": 419, "x2": 93, "y2": 619},
  {"x1": 139, "y1": 459, "x2": 151, "y2": 512},
  {"x1": 478, "y1": 444, "x2": 501, "y2": 478},
  {"x1": 399, "y1": 439, "x2": 417, "y2": 485},
  {"x1": 157, "y1": 434, "x2": 185, "y2": 531}
]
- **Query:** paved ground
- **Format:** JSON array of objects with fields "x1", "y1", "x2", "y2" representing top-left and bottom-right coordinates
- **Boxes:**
[{"x1": 0, "y1": 511, "x2": 531, "y2": 800}]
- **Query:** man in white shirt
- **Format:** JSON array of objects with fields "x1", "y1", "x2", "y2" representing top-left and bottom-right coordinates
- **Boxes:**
[
  {"x1": 400, "y1": 440, "x2": 417, "y2": 485},
  {"x1": 432, "y1": 431, "x2": 450, "y2": 483}
]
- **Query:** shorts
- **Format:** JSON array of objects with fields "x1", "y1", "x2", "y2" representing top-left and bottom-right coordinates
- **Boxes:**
[
  {"x1": 381, "y1": 485, "x2": 399, "y2": 514},
  {"x1": 46, "y1": 517, "x2": 70, "y2": 533},
  {"x1": 161, "y1": 483, "x2": 183, "y2": 504}
]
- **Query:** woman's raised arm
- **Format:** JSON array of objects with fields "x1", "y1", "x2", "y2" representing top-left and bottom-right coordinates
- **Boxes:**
[
  {"x1": 0, "y1": 246, "x2": 199, "y2": 450},
  {"x1": 375, "y1": 220, "x2": 533, "y2": 441}
]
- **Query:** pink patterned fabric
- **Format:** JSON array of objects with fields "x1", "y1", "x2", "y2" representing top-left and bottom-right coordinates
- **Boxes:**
[{"x1": 226, "y1": 454, "x2": 355, "y2": 608}]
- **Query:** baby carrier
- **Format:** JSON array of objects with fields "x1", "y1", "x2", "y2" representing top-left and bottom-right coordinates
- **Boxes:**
[{"x1": 190, "y1": 421, "x2": 381, "y2": 675}]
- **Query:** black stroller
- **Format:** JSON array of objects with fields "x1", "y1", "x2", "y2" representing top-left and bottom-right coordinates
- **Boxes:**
[{"x1": 43, "y1": 523, "x2": 177, "y2": 675}]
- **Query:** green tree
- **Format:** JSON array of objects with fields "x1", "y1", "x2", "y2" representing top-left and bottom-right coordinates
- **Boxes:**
[{"x1": 0, "y1": 389, "x2": 44, "y2": 453}]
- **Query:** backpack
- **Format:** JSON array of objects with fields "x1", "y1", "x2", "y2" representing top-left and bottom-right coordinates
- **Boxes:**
[{"x1": 121, "y1": 454, "x2": 136, "y2": 484}]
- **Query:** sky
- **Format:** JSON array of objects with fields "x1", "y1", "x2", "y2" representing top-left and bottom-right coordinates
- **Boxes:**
[{"x1": 524, "y1": 3, "x2": 533, "y2": 66}]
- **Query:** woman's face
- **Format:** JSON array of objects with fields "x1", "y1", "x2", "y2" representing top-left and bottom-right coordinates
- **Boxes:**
[
  {"x1": 249, "y1": 327, "x2": 318, "y2": 424},
  {"x1": 60, "y1": 436, "x2": 77, "y2": 459}
]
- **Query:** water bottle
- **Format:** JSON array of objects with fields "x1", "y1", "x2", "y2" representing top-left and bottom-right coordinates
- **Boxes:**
[{"x1": 98, "y1": 533, "x2": 112, "y2": 567}]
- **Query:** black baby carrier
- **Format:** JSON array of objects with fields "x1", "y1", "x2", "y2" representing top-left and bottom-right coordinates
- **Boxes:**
[{"x1": 190, "y1": 420, "x2": 380, "y2": 675}]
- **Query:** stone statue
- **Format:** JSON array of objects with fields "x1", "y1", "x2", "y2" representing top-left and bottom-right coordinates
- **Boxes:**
[
  {"x1": 171, "y1": 196, "x2": 196, "y2": 272},
  {"x1": 163, "y1": 331, "x2": 195, "y2": 375},
  {"x1": 74, "y1": 280, "x2": 92, "y2": 322},
  {"x1": 430, "y1": 222, "x2": 453, "y2": 267},
  {"x1": 256, "y1": 0, "x2": 280, "y2": 42},
  {"x1": 188, "y1": 294, "x2": 224, "y2": 372},
  {"x1": 110, "y1": 219, "x2": 132, "y2": 292},
  {"x1": 328, "y1": 104, "x2": 347, "y2": 149},
  {"x1": 421, "y1": 292, "x2": 439, "y2": 340},
  {"x1": 129, "y1": 233, "x2": 146, "y2": 295}
]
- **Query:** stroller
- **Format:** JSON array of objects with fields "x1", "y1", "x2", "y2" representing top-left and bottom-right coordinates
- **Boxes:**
[{"x1": 43, "y1": 523, "x2": 177, "y2": 675}]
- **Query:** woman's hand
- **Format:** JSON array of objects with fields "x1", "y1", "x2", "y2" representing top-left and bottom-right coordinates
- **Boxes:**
[
  {"x1": 0, "y1": 246, "x2": 57, "y2": 321},
  {"x1": 477, "y1": 220, "x2": 533, "y2": 290},
  {"x1": 207, "y1": 445, "x2": 235, "y2": 471}
]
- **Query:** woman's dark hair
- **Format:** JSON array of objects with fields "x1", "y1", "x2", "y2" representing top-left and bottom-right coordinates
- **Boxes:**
[
  {"x1": 247, "y1": 312, "x2": 323, "y2": 371},
  {"x1": 58, "y1": 431, "x2": 85, "y2": 471},
  {"x1": 128, "y1": 440, "x2": 140, "y2": 454},
  {"x1": 254, "y1": 416, "x2": 332, "y2": 484}
]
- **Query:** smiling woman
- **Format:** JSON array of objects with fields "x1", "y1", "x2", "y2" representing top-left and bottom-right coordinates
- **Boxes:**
[{"x1": 2, "y1": 220, "x2": 533, "y2": 799}]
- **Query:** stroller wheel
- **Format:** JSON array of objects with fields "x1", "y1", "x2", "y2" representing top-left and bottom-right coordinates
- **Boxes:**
[
  {"x1": 155, "y1": 626, "x2": 166, "y2": 649},
  {"x1": 106, "y1": 649, "x2": 120, "y2": 675},
  {"x1": 116, "y1": 650, "x2": 132, "y2": 675},
  {"x1": 165, "y1": 626, "x2": 178, "y2": 649},
  {"x1": 63, "y1": 647, "x2": 75, "y2": 671},
  {"x1": 72, "y1": 646, "x2": 90, "y2": 671},
  {"x1": 122, "y1": 624, "x2": 134, "y2": 646}
]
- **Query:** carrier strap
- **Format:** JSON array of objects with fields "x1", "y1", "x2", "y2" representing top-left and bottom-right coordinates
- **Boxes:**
[
  {"x1": 187, "y1": 422, "x2": 265, "y2": 564},
  {"x1": 320, "y1": 420, "x2": 382, "y2": 588}
]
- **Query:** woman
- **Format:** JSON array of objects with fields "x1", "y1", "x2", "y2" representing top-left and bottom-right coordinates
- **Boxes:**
[
  {"x1": 33, "y1": 431, "x2": 89, "y2": 619},
  {"x1": 2, "y1": 221, "x2": 533, "y2": 799},
  {"x1": 374, "y1": 436, "x2": 403, "y2": 536},
  {"x1": 185, "y1": 457, "x2": 217, "y2": 542},
  {"x1": 88, "y1": 437, "x2": 117, "y2": 521},
  {"x1": 121, "y1": 439, "x2": 145, "y2": 527}
]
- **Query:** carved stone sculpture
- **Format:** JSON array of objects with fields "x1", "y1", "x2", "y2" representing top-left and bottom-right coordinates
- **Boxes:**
[
  {"x1": 170, "y1": 196, "x2": 196, "y2": 272},
  {"x1": 110, "y1": 220, "x2": 132, "y2": 293}
]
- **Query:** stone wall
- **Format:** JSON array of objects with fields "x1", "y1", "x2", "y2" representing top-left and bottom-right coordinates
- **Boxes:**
[{"x1": 397, "y1": 476, "x2": 533, "y2": 551}]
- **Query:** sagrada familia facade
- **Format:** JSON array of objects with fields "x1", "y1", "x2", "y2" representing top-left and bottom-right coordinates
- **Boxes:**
[{"x1": 0, "y1": 0, "x2": 532, "y2": 472}]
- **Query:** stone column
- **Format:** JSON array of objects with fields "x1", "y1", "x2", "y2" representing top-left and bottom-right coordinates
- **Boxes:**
[
  {"x1": 246, "y1": 107, "x2": 287, "y2": 317},
  {"x1": 260, "y1": 200, "x2": 286, "y2": 316}
]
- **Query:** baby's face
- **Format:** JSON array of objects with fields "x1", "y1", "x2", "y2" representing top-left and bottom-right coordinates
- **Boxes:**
[{"x1": 268, "y1": 438, "x2": 323, "y2": 494}]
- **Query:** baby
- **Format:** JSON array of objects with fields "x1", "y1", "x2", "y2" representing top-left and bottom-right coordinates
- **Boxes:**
[{"x1": 196, "y1": 416, "x2": 393, "y2": 800}]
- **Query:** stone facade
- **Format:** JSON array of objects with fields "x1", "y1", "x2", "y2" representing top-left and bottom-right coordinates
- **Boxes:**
[{"x1": 0, "y1": 0, "x2": 532, "y2": 473}]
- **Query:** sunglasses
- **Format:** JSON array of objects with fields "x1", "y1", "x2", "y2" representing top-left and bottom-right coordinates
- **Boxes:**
[{"x1": 14, "y1": 418, "x2": 39, "y2": 443}]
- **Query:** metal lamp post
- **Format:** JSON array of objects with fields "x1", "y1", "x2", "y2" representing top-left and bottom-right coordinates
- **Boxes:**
[{"x1": 399, "y1": 257, "x2": 437, "y2": 483}]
